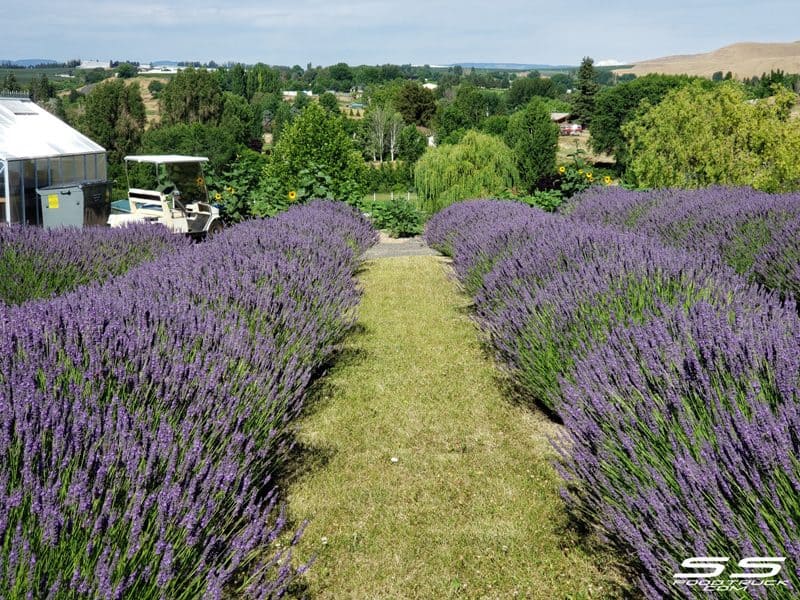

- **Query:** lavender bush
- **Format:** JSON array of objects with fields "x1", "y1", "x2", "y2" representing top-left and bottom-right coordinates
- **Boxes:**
[
  {"x1": 567, "y1": 186, "x2": 800, "y2": 299},
  {"x1": 0, "y1": 201, "x2": 376, "y2": 598},
  {"x1": 557, "y1": 301, "x2": 800, "y2": 598},
  {"x1": 476, "y1": 232, "x2": 772, "y2": 411},
  {"x1": 0, "y1": 224, "x2": 191, "y2": 306},
  {"x1": 427, "y1": 199, "x2": 800, "y2": 598},
  {"x1": 752, "y1": 215, "x2": 800, "y2": 306}
]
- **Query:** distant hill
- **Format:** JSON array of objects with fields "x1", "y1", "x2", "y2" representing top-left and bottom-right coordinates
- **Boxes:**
[
  {"x1": 615, "y1": 41, "x2": 800, "y2": 78},
  {"x1": 0, "y1": 59, "x2": 58, "y2": 67}
]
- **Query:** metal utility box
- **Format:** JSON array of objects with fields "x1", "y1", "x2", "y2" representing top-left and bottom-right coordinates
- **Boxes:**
[{"x1": 37, "y1": 181, "x2": 112, "y2": 228}]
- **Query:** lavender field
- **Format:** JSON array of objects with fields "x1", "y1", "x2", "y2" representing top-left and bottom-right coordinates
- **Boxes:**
[
  {"x1": 426, "y1": 191, "x2": 800, "y2": 598},
  {"x1": 0, "y1": 202, "x2": 377, "y2": 598}
]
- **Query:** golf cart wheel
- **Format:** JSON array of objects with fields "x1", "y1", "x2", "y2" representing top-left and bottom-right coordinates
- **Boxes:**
[{"x1": 206, "y1": 220, "x2": 224, "y2": 238}]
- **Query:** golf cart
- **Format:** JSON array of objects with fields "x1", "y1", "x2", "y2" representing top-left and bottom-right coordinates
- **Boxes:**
[{"x1": 108, "y1": 155, "x2": 223, "y2": 237}]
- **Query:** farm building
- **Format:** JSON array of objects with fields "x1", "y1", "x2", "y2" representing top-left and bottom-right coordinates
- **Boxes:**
[{"x1": 0, "y1": 95, "x2": 107, "y2": 225}]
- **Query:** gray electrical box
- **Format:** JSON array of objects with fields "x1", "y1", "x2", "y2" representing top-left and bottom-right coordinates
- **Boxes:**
[{"x1": 37, "y1": 181, "x2": 112, "y2": 229}]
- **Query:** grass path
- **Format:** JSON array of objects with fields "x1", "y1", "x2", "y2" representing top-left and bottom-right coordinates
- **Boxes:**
[{"x1": 287, "y1": 256, "x2": 626, "y2": 599}]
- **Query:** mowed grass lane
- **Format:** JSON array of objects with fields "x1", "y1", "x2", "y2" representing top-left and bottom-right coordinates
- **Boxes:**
[{"x1": 286, "y1": 255, "x2": 628, "y2": 598}]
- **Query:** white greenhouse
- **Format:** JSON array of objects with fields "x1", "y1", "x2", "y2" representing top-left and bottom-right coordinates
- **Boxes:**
[{"x1": 0, "y1": 95, "x2": 108, "y2": 225}]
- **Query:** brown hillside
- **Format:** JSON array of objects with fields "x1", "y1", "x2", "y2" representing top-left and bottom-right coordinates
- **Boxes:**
[{"x1": 615, "y1": 41, "x2": 800, "y2": 79}]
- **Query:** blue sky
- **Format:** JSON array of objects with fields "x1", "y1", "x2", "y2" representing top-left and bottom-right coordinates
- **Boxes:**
[{"x1": 5, "y1": 0, "x2": 800, "y2": 66}]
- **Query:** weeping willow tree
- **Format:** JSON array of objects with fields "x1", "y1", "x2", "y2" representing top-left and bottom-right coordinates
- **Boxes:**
[{"x1": 415, "y1": 131, "x2": 519, "y2": 213}]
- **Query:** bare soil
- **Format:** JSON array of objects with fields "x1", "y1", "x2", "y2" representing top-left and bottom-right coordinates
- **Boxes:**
[{"x1": 615, "y1": 41, "x2": 800, "y2": 79}]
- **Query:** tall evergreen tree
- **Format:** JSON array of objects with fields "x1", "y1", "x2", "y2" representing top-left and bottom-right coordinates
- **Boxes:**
[{"x1": 572, "y1": 56, "x2": 599, "y2": 127}]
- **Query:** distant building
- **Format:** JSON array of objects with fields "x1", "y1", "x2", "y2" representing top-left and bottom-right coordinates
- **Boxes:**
[
  {"x1": 0, "y1": 96, "x2": 106, "y2": 225},
  {"x1": 79, "y1": 59, "x2": 111, "y2": 70},
  {"x1": 422, "y1": 82, "x2": 438, "y2": 91},
  {"x1": 282, "y1": 90, "x2": 314, "y2": 100}
]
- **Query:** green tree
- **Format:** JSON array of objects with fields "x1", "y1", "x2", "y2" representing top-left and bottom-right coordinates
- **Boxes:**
[
  {"x1": 572, "y1": 56, "x2": 599, "y2": 126},
  {"x1": 147, "y1": 80, "x2": 164, "y2": 98},
  {"x1": 30, "y1": 74, "x2": 55, "y2": 103},
  {"x1": 434, "y1": 83, "x2": 504, "y2": 143},
  {"x1": 328, "y1": 62, "x2": 354, "y2": 91},
  {"x1": 623, "y1": 82, "x2": 800, "y2": 192},
  {"x1": 549, "y1": 73, "x2": 574, "y2": 94},
  {"x1": 398, "y1": 125, "x2": 427, "y2": 163},
  {"x1": 160, "y1": 68, "x2": 224, "y2": 125},
  {"x1": 220, "y1": 92, "x2": 260, "y2": 147},
  {"x1": 229, "y1": 63, "x2": 247, "y2": 97},
  {"x1": 116, "y1": 63, "x2": 137, "y2": 78},
  {"x1": 293, "y1": 91, "x2": 311, "y2": 111},
  {"x1": 246, "y1": 63, "x2": 282, "y2": 99},
  {"x1": 590, "y1": 74, "x2": 696, "y2": 165},
  {"x1": 481, "y1": 114, "x2": 510, "y2": 137},
  {"x1": 504, "y1": 98, "x2": 559, "y2": 192},
  {"x1": 507, "y1": 76, "x2": 557, "y2": 109},
  {"x1": 81, "y1": 79, "x2": 146, "y2": 164},
  {"x1": 83, "y1": 68, "x2": 111, "y2": 84},
  {"x1": 319, "y1": 91, "x2": 340, "y2": 114},
  {"x1": 2, "y1": 72, "x2": 20, "y2": 92},
  {"x1": 262, "y1": 99, "x2": 293, "y2": 145},
  {"x1": 139, "y1": 123, "x2": 238, "y2": 173},
  {"x1": 256, "y1": 103, "x2": 367, "y2": 213},
  {"x1": 394, "y1": 81, "x2": 436, "y2": 126},
  {"x1": 364, "y1": 79, "x2": 405, "y2": 109},
  {"x1": 415, "y1": 130, "x2": 518, "y2": 213},
  {"x1": 364, "y1": 106, "x2": 390, "y2": 162}
]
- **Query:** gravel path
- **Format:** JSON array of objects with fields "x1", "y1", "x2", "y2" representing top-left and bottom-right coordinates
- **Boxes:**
[{"x1": 363, "y1": 232, "x2": 440, "y2": 259}]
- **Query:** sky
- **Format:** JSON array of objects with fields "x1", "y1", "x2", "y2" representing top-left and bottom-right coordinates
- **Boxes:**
[{"x1": 4, "y1": 0, "x2": 800, "y2": 67}]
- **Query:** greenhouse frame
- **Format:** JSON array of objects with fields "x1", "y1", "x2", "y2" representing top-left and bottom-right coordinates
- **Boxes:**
[{"x1": 0, "y1": 95, "x2": 107, "y2": 225}]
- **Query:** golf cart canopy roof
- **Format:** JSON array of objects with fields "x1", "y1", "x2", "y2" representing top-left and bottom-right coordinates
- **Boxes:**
[{"x1": 124, "y1": 155, "x2": 209, "y2": 164}]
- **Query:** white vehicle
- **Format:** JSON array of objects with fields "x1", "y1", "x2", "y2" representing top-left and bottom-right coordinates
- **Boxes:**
[{"x1": 108, "y1": 155, "x2": 223, "y2": 237}]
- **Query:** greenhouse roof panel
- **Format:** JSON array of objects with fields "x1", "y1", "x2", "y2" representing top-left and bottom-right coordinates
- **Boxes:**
[{"x1": 0, "y1": 96, "x2": 105, "y2": 160}]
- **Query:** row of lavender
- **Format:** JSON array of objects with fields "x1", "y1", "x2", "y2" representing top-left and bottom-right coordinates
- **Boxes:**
[
  {"x1": 567, "y1": 186, "x2": 800, "y2": 304},
  {"x1": 0, "y1": 201, "x2": 377, "y2": 598},
  {"x1": 426, "y1": 200, "x2": 800, "y2": 598},
  {"x1": 0, "y1": 224, "x2": 192, "y2": 306}
]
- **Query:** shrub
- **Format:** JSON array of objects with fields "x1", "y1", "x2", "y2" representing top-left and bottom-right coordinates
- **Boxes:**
[
  {"x1": 414, "y1": 131, "x2": 518, "y2": 213},
  {"x1": 568, "y1": 186, "x2": 800, "y2": 297},
  {"x1": 365, "y1": 197, "x2": 425, "y2": 237},
  {"x1": 504, "y1": 98, "x2": 559, "y2": 192},
  {"x1": 623, "y1": 82, "x2": 800, "y2": 192},
  {"x1": 475, "y1": 232, "x2": 759, "y2": 411},
  {"x1": 752, "y1": 215, "x2": 800, "y2": 305},
  {"x1": 0, "y1": 224, "x2": 189, "y2": 305},
  {"x1": 425, "y1": 199, "x2": 800, "y2": 598},
  {"x1": 558, "y1": 301, "x2": 800, "y2": 598},
  {"x1": 0, "y1": 202, "x2": 377, "y2": 597},
  {"x1": 254, "y1": 104, "x2": 367, "y2": 215}
]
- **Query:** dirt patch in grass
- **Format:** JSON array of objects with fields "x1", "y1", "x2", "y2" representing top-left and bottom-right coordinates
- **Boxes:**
[{"x1": 558, "y1": 131, "x2": 615, "y2": 166}]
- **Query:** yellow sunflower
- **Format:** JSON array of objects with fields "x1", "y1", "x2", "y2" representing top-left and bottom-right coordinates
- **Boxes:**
[
  {"x1": 214, "y1": 192, "x2": 222, "y2": 201},
  {"x1": 196, "y1": 176, "x2": 205, "y2": 187},
  {"x1": 603, "y1": 175, "x2": 612, "y2": 185},
  {"x1": 558, "y1": 166, "x2": 566, "y2": 174},
  {"x1": 288, "y1": 190, "x2": 298, "y2": 202}
]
